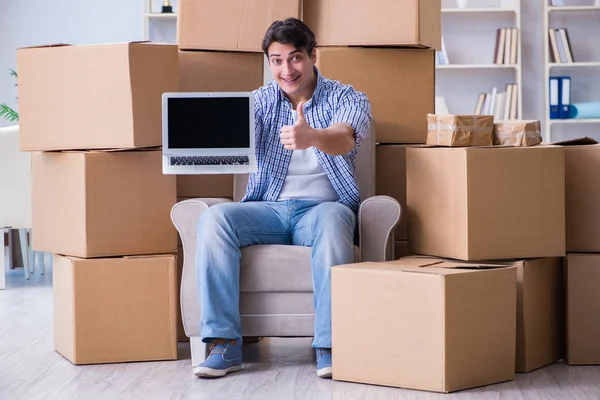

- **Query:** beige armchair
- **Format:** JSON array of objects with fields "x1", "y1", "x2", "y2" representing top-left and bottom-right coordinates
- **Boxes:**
[{"x1": 171, "y1": 128, "x2": 401, "y2": 366}]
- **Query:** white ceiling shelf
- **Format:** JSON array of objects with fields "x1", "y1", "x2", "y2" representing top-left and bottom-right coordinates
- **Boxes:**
[
  {"x1": 143, "y1": 13, "x2": 178, "y2": 19},
  {"x1": 548, "y1": 118, "x2": 600, "y2": 125},
  {"x1": 442, "y1": 8, "x2": 517, "y2": 13},
  {"x1": 548, "y1": 62, "x2": 600, "y2": 68},
  {"x1": 436, "y1": 64, "x2": 519, "y2": 69},
  {"x1": 548, "y1": 6, "x2": 600, "y2": 12}
]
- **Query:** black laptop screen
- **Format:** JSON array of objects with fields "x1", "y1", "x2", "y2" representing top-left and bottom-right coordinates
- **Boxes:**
[{"x1": 167, "y1": 97, "x2": 251, "y2": 149}]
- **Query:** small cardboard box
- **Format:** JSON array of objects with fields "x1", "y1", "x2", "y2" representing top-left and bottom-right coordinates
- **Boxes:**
[
  {"x1": 316, "y1": 48, "x2": 434, "y2": 144},
  {"x1": 407, "y1": 146, "x2": 565, "y2": 260},
  {"x1": 177, "y1": 0, "x2": 302, "y2": 52},
  {"x1": 53, "y1": 254, "x2": 178, "y2": 365},
  {"x1": 32, "y1": 150, "x2": 177, "y2": 258},
  {"x1": 332, "y1": 256, "x2": 516, "y2": 393},
  {"x1": 566, "y1": 253, "x2": 600, "y2": 365},
  {"x1": 17, "y1": 42, "x2": 178, "y2": 151},
  {"x1": 426, "y1": 114, "x2": 494, "y2": 147},
  {"x1": 511, "y1": 258, "x2": 564, "y2": 372},
  {"x1": 493, "y1": 120, "x2": 542, "y2": 147},
  {"x1": 304, "y1": 0, "x2": 441, "y2": 50}
]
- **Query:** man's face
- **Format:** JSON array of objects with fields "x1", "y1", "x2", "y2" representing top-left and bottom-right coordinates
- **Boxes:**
[{"x1": 267, "y1": 42, "x2": 316, "y2": 99}]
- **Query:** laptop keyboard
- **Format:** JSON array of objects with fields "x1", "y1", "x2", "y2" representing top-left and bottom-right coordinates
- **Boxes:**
[{"x1": 169, "y1": 155, "x2": 250, "y2": 166}]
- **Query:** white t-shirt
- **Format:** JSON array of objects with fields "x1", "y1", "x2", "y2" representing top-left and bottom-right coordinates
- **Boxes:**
[{"x1": 278, "y1": 147, "x2": 339, "y2": 202}]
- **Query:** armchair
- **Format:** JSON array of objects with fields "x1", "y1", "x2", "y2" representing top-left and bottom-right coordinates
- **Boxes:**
[{"x1": 171, "y1": 127, "x2": 401, "y2": 366}]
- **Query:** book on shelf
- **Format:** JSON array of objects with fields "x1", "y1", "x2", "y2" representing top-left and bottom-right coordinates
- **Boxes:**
[
  {"x1": 474, "y1": 83, "x2": 519, "y2": 120},
  {"x1": 494, "y1": 28, "x2": 518, "y2": 65},
  {"x1": 436, "y1": 36, "x2": 450, "y2": 65},
  {"x1": 548, "y1": 28, "x2": 574, "y2": 63}
]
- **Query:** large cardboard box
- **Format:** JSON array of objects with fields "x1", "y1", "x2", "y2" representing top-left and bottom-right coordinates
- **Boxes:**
[
  {"x1": 53, "y1": 254, "x2": 178, "y2": 365},
  {"x1": 176, "y1": 50, "x2": 264, "y2": 198},
  {"x1": 332, "y1": 256, "x2": 516, "y2": 393},
  {"x1": 32, "y1": 150, "x2": 177, "y2": 258},
  {"x1": 17, "y1": 43, "x2": 177, "y2": 151},
  {"x1": 566, "y1": 253, "x2": 600, "y2": 365},
  {"x1": 178, "y1": 0, "x2": 302, "y2": 52},
  {"x1": 407, "y1": 146, "x2": 565, "y2": 260},
  {"x1": 178, "y1": 50, "x2": 264, "y2": 92},
  {"x1": 304, "y1": 0, "x2": 441, "y2": 50},
  {"x1": 511, "y1": 258, "x2": 564, "y2": 372},
  {"x1": 563, "y1": 143, "x2": 600, "y2": 252},
  {"x1": 316, "y1": 48, "x2": 434, "y2": 144},
  {"x1": 375, "y1": 145, "x2": 408, "y2": 240}
]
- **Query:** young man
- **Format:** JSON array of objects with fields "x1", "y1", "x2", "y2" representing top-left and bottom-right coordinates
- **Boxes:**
[{"x1": 193, "y1": 18, "x2": 372, "y2": 379}]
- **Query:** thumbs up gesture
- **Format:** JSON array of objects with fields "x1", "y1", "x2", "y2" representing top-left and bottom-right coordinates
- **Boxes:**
[{"x1": 280, "y1": 101, "x2": 317, "y2": 151}]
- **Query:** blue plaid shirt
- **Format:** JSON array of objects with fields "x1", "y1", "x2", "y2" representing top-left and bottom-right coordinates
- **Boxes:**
[{"x1": 241, "y1": 68, "x2": 372, "y2": 213}]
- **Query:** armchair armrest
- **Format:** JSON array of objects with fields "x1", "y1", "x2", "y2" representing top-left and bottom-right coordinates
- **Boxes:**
[
  {"x1": 358, "y1": 195, "x2": 402, "y2": 262},
  {"x1": 171, "y1": 198, "x2": 232, "y2": 251},
  {"x1": 170, "y1": 197, "x2": 232, "y2": 338}
]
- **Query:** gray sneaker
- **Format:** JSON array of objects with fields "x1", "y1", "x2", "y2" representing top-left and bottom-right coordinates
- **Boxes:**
[{"x1": 193, "y1": 339, "x2": 243, "y2": 378}]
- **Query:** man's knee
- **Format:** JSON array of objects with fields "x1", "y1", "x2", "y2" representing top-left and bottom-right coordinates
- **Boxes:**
[
  {"x1": 197, "y1": 202, "x2": 236, "y2": 232},
  {"x1": 312, "y1": 202, "x2": 355, "y2": 234}
]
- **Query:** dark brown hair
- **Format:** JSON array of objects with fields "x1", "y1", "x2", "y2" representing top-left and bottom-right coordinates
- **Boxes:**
[{"x1": 261, "y1": 18, "x2": 317, "y2": 56}]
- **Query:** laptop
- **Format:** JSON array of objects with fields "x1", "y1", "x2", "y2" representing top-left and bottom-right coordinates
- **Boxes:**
[{"x1": 161, "y1": 92, "x2": 258, "y2": 174}]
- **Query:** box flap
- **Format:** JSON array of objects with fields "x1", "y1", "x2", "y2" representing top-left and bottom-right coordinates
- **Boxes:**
[
  {"x1": 19, "y1": 43, "x2": 72, "y2": 50},
  {"x1": 390, "y1": 256, "x2": 444, "y2": 268},
  {"x1": 553, "y1": 137, "x2": 598, "y2": 146}
]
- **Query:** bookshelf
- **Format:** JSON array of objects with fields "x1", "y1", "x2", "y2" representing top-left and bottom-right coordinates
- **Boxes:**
[
  {"x1": 142, "y1": 0, "x2": 178, "y2": 42},
  {"x1": 437, "y1": 0, "x2": 522, "y2": 120},
  {"x1": 542, "y1": 0, "x2": 600, "y2": 142}
]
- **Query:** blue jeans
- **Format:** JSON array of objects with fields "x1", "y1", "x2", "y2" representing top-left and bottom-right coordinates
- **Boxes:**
[{"x1": 196, "y1": 200, "x2": 356, "y2": 349}]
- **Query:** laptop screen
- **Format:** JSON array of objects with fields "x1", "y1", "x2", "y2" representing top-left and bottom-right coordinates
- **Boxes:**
[{"x1": 167, "y1": 97, "x2": 251, "y2": 149}]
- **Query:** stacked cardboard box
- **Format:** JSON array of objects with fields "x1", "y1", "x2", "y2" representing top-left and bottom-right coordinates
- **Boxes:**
[
  {"x1": 17, "y1": 43, "x2": 180, "y2": 364},
  {"x1": 558, "y1": 139, "x2": 600, "y2": 365},
  {"x1": 305, "y1": 0, "x2": 440, "y2": 257}
]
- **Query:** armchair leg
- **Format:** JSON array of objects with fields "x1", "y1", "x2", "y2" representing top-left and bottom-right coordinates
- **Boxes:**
[
  {"x1": 1, "y1": 230, "x2": 5, "y2": 290},
  {"x1": 243, "y1": 336, "x2": 263, "y2": 343},
  {"x1": 190, "y1": 336, "x2": 209, "y2": 367},
  {"x1": 18, "y1": 229, "x2": 30, "y2": 280}
]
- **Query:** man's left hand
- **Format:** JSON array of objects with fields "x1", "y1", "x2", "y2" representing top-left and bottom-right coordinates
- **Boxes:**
[{"x1": 279, "y1": 101, "x2": 318, "y2": 151}]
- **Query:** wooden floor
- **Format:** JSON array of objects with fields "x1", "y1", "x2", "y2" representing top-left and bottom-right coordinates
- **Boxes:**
[{"x1": 2, "y1": 261, "x2": 600, "y2": 400}]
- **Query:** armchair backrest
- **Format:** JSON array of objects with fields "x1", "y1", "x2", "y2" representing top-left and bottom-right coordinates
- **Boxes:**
[{"x1": 233, "y1": 122, "x2": 375, "y2": 203}]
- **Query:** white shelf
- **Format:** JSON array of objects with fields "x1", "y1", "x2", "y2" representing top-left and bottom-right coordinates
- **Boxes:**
[
  {"x1": 548, "y1": 118, "x2": 600, "y2": 125},
  {"x1": 143, "y1": 13, "x2": 177, "y2": 19},
  {"x1": 442, "y1": 8, "x2": 517, "y2": 13},
  {"x1": 437, "y1": 64, "x2": 518, "y2": 69},
  {"x1": 548, "y1": 6, "x2": 600, "y2": 12},
  {"x1": 548, "y1": 62, "x2": 600, "y2": 68}
]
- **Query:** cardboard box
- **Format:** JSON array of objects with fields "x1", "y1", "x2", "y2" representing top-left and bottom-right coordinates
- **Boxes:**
[
  {"x1": 407, "y1": 146, "x2": 565, "y2": 260},
  {"x1": 375, "y1": 145, "x2": 408, "y2": 239},
  {"x1": 32, "y1": 150, "x2": 177, "y2": 258},
  {"x1": 426, "y1": 114, "x2": 493, "y2": 147},
  {"x1": 393, "y1": 241, "x2": 410, "y2": 259},
  {"x1": 17, "y1": 43, "x2": 177, "y2": 151},
  {"x1": 176, "y1": 50, "x2": 262, "y2": 198},
  {"x1": 178, "y1": 50, "x2": 264, "y2": 92},
  {"x1": 332, "y1": 256, "x2": 516, "y2": 393},
  {"x1": 512, "y1": 258, "x2": 564, "y2": 372},
  {"x1": 304, "y1": 0, "x2": 441, "y2": 50},
  {"x1": 562, "y1": 143, "x2": 600, "y2": 252},
  {"x1": 316, "y1": 48, "x2": 434, "y2": 144},
  {"x1": 493, "y1": 120, "x2": 542, "y2": 147},
  {"x1": 566, "y1": 253, "x2": 600, "y2": 365},
  {"x1": 53, "y1": 254, "x2": 178, "y2": 365},
  {"x1": 178, "y1": 0, "x2": 302, "y2": 52}
]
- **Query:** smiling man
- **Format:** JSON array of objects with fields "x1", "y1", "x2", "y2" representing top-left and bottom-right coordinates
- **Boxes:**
[{"x1": 193, "y1": 18, "x2": 372, "y2": 379}]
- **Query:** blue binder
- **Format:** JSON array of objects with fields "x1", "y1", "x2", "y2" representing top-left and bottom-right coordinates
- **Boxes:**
[
  {"x1": 559, "y1": 76, "x2": 571, "y2": 119},
  {"x1": 549, "y1": 77, "x2": 561, "y2": 119}
]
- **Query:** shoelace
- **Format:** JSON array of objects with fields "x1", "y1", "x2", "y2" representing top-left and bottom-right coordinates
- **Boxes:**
[{"x1": 209, "y1": 338, "x2": 236, "y2": 355}]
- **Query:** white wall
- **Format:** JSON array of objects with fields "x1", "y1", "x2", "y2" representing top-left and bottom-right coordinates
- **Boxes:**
[{"x1": 1, "y1": 0, "x2": 596, "y2": 138}]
